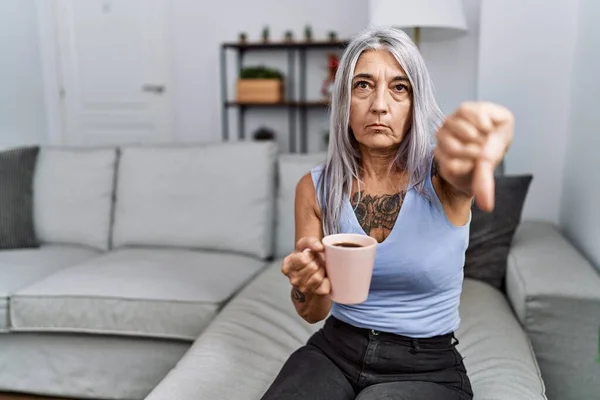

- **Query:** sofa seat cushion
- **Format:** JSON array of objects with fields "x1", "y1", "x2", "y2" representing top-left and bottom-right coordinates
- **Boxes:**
[
  {"x1": 456, "y1": 279, "x2": 546, "y2": 399},
  {"x1": 146, "y1": 262, "x2": 546, "y2": 400},
  {"x1": 0, "y1": 245, "x2": 99, "y2": 330},
  {"x1": 9, "y1": 248, "x2": 266, "y2": 340}
]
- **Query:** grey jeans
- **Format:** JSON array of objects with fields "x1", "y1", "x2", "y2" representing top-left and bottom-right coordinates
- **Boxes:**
[{"x1": 261, "y1": 316, "x2": 473, "y2": 400}]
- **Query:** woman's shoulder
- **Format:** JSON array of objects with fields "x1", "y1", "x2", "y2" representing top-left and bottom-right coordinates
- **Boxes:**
[
  {"x1": 296, "y1": 171, "x2": 315, "y2": 193},
  {"x1": 294, "y1": 163, "x2": 326, "y2": 211},
  {"x1": 297, "y1": 162, "x2": 324, "y2": 195},
  {"x1": 303, "y1": 162, "x2": 324, "y2": 189},
  {"x1": 310, "y1": 162, "x2": 325, "y2": 176},
  {"x1": 295, "y1": 171, "x2": 322, "y2": 218},
  {"x1": 291, "y1": 163, "x2": 324, "y2": 194}
]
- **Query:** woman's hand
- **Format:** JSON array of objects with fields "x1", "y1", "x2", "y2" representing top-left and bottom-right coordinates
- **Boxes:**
[
  {"x1": 435, "y1": 101, "x2": 514, "y2": 212},
  {"x1": 282, "y1": 237, "x2": 331, "y2": 298}
]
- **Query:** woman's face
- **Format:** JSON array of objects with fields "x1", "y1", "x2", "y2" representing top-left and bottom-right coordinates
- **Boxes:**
[{"x1": 349, "y1": 49, "x2": 413, "y2": 150}]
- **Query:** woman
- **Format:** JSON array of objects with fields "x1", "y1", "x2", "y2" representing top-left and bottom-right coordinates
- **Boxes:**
[{"x1": 262, "y1": 27, "x2": 513, "y2": 400}]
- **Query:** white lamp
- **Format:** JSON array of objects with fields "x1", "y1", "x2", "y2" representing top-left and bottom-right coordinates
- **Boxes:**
[{"x1": 368, "y1": 0, "x2": 468, "y2": 48}]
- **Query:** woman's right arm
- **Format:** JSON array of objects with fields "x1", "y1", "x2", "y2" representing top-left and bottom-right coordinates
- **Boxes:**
[{"x1": 281, "y1": 172, "x2": 332, "y2": 324}]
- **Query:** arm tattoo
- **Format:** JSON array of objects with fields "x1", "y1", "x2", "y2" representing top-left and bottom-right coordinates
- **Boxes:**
[
  {"x1": 291, "y1": 287, "x2": 306, "y2": 303},
  {"x1": 350, "y1": 191, "x2": 405, "y2": 235}
]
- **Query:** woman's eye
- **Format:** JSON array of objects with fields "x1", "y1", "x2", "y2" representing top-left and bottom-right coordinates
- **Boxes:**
[
  {"x1": 394, "y1": 84, "x2": 408, "y2": 92},
  {"x1": 354, "y1": 81, "x2": 371, "y2": 89}
]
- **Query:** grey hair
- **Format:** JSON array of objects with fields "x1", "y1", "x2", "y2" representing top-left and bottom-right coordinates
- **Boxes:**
[{"x1": 318, "y1": 27, "x2": 445, "y2": 236}]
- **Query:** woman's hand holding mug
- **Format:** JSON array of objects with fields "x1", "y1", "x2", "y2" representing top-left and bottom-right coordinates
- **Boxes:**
[{"x1": 282, "y1": 237, "x2": 331, "y2": 297}]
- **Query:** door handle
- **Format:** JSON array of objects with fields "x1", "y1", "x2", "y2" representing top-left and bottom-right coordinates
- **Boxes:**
[{"x1": 142, "y1": 84, "x2": 165, "y2": 94}]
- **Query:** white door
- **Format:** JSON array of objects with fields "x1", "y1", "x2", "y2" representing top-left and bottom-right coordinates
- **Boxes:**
[{"x1": 53, "y1": 0, "x2": 173, "y2": 145}]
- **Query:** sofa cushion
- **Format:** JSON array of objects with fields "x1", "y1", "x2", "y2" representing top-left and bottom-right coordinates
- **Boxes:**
[
  {"x1": 0, "y1": 146, "x2": 40, "y2": 250},
  {"x1": 10, "y1": 248, "x2": 267, "y2": 340},
  {"x1": 145, "y1": 263, "x2": 546, "y2": 400},
  {"x1": 34, "y1": 147, "x2": 117, "y2": 251},
  {"x1": 0, "y1": 245, "x2": 99, "y2": 330},
  {"x1": 465, "y1": 174, "x2": 533, "y2": 290},
  {"x1": 275, "y1": 153, "x2": 326, "y2": 258},
  {"x1": 112, "y1": 142, "x2": 277, "y2": 259}
]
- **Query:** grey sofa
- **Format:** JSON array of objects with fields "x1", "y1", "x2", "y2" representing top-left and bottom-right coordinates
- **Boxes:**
[{"x1": 0, "y1": 141, "x2": 597, "y2": 400}]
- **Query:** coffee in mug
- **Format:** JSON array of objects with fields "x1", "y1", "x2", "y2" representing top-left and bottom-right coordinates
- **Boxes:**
[{"x1": 332, "y1": 242, "x2": 363, "y2": 248}]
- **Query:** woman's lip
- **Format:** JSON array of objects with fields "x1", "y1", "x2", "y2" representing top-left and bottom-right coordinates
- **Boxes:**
[{"x1": 367, "y1": 124, "x2": 389, "y2": 128}]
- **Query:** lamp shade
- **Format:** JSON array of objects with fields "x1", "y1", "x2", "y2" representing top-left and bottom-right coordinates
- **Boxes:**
[{"x1": 369, "y1": 0, "x2": 467, "y2": 31}]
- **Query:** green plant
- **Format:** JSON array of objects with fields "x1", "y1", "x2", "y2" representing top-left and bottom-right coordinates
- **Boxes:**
[
  {"x1": 304, "y1": 25, "x2": 313, "y2": 41},
  {"x1": 284, "y1": 30, "x2": 294, "y2": 42},
  {"x1": 262, "y1": 26, "x2": 270, "y2": 42},
  {"x1": 240, "y1": 65, "x2": 284, "y2": 80}
]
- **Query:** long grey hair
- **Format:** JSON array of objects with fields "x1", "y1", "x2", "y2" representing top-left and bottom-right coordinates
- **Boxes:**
[{"x1": 318, "y1": 27, "x2": 445, "y2": 236}]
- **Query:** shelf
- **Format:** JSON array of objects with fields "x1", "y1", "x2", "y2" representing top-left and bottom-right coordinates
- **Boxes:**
[
  {"x1": 222, "y1": 40, "x2": 348, "y2": 50},
  {"x1": 220, "y1": 38, "x2": 345, "y2": 152},
  {"x1": 225, "y1": 101, "x2": 330, "y2": 108}
]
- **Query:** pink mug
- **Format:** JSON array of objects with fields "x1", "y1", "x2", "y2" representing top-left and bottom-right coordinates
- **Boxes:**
[{"x1": 322, "y1": 233, "x2": 377, "y2": 304}]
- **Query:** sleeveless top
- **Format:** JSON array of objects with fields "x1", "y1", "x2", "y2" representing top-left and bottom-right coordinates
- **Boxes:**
[{"x1": 310, "y1": 161, "x2": 470, "y2": 338}]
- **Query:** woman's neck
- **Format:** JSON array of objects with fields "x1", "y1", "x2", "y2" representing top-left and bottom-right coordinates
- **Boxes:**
[{"x1": 358, "y1": 146, "x2": 400, "y2": 181}]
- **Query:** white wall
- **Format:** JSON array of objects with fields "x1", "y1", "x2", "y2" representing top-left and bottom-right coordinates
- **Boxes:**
[
  {"x1": 420, "y1": 0, "x2": 480, "y2": 115},
  {"x1": 171, "y1": 0, "x2": 481, "y2": 152},
  {"x1": 0, "y1": 0, "x2": 47, "y2": 146},
  {"x1": 1, "y1": 0, "x2": 481, "y2": 152},
  {"x1": 559, "y1": 0, "x2": 600, "y2": 271},
  {"x1": 477, "y1": 0, "x2": 579, "y2": 223}
]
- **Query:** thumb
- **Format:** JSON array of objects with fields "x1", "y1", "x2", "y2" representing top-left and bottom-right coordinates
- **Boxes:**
[
  {"x1": 473, "y1": 133, "x2": 504, "y2": 212},
  {"x1": 472, "y1": 160, "x2": 495, "y2": 212}
]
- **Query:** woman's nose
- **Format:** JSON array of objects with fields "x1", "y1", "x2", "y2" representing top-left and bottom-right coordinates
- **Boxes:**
[{"x1": 370, "y1": 89, "x2": 388, "y2": 114}]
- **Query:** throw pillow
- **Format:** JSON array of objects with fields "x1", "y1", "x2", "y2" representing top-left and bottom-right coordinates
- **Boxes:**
[
  {"x1": 0, "y1": 146, "x2": 40, "y2": 249},
  {"x1": 464, "y1": 174, "x2": 533, "y2": 291}
]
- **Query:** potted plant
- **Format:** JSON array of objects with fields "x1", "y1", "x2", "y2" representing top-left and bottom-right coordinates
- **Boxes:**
[
  {"x1": 284, "y1": 30, "x2": 294, "y2": 43},
  {"x1": 236, "y1": 65, "x2": 285, "y2": 103},
  {"x1": 304, "y1": 25, "x2": 313, "y2": 42}
]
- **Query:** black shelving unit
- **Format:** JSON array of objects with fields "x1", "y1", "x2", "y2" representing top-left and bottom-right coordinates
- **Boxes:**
[{"x1": 220, "y1": 39, "x2": 348, "y2": 153}]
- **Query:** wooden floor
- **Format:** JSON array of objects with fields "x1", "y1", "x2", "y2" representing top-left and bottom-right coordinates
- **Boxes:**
[{"x1": 0, "y1": 394, "x2": 70, "y2": 400}]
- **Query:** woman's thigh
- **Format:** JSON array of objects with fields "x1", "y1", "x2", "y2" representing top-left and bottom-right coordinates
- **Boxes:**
[
  {"x1": 355, "y1": 381, "x2": 471, "y2": 400},
  {"x1": 260, "y1": 345, "x2": 355, "y2": 400}
]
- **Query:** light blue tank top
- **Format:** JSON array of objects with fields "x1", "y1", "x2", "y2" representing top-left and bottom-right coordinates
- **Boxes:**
[{"x1": 311, "y1": 161, "x2": 470, "y2": 338}]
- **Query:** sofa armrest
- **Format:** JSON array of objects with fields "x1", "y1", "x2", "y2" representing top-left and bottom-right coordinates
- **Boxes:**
[{"x1": 505, "y1": 220, "x2": 600, "y2": 400}]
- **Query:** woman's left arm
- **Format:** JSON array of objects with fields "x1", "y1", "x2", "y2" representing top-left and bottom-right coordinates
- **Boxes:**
[{"x1": 433, "y1": 101, "x2": 514, "y2": 214}]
